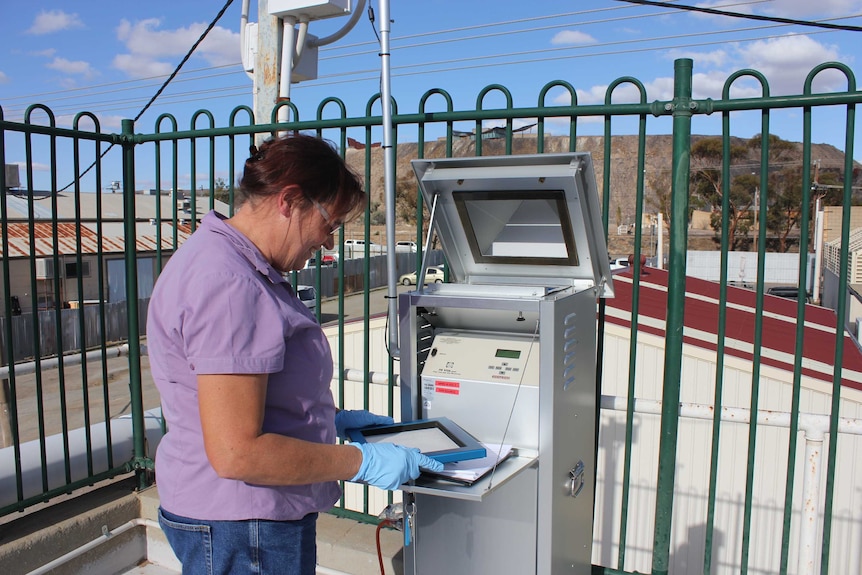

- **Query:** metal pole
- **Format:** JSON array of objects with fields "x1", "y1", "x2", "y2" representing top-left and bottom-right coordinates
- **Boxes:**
[
  {"x1": 120, "y1": 119, "x2": 147, "y2": 490},
  {"x1": 254, "y1": 0, "x2": 280, "y2": 138},
  {"x1": 651, "y1": 58, "x2": 694, "y2": 575},
  {"x1": 379, "y1": 0, "x2": 399, "y2": 358},
  {"x1": 812, "y1": 198, "x2": 824, "y2": 304}
]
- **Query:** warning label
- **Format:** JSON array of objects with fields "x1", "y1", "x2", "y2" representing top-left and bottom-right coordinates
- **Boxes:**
[{"x1": 435, "y1": 380, "x2": 460, "y2": 395}]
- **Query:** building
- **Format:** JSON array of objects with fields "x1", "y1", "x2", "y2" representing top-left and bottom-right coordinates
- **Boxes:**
[{"x1": 0, "y1": 191, "x2": 228, "y2": 315}]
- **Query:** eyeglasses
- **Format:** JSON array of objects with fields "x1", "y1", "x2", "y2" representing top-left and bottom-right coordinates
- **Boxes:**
[{"x1": 308, "y1": 196, "x2": 341, "y2": 235}]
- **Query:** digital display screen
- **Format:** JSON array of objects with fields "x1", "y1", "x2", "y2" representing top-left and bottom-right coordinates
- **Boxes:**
[{"x1": 495, "y1": 349, "x2": 521, "y2": 359}]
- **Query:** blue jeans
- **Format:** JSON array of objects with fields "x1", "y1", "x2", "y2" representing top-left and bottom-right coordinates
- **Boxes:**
[{"x1": 158, "y1": 507, "x2": 318, "y2": 575}]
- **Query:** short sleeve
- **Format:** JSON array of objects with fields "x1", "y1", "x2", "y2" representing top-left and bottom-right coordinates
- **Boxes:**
[{"x1": 181, "y1": 272, "x2": 286, "y2": 375}]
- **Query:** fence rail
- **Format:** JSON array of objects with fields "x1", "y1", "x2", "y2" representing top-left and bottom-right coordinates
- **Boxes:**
[{"x1": 1, "y1": 58, "x2": 861, "y2": 574}]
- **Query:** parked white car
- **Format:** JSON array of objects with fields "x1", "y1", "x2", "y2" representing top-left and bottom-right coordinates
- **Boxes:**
[
  {"x1": 399, "y1": 266, "x2": 445, "y2": 286},
  {"x1": 295, "y1": 285, "x2": 317, "y2": 311},
  {"x1": 395, "y1": 241, "x2": 418, "y2": 253}
]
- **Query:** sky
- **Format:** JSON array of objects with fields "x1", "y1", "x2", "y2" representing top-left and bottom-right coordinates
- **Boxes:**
[{"x1": 1, "y1": 0, "x2": 861, "y2": 191}]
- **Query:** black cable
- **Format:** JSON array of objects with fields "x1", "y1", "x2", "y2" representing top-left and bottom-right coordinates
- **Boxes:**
[
  {"x1": 616, "y1": 0, "x2": 862, "y2": 33},
  {"x1": 134, "y1": 0, "x2": 236, "y2": 121},
  {"x1": 57, "y1": 0, "x2": 235, "y2": 193},
  {"x1": 367, "y1": 6, "x2": 381, "y2": 44}
]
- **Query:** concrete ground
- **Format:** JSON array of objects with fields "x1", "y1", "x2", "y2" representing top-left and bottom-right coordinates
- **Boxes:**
[{"x1": 0, "y1": 477, "x2": 403, "y2": 575}]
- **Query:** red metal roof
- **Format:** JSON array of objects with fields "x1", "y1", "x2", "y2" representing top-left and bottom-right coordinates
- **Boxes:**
[{"x1": 607, "y1": 267, "x2": 862, "y2": 391}]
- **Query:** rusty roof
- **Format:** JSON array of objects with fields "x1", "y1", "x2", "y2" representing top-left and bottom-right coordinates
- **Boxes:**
[{"x1": 2, "y1": 222, "x2": 192, "y2": 259}]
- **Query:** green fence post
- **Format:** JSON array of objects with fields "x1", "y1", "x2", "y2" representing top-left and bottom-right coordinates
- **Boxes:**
[
  {"x1": 120, "y1": 119, "x2": 149, "y2": 489},
  {"x1": 651, "y1": 58, "x2": 694, "y2": 575}
]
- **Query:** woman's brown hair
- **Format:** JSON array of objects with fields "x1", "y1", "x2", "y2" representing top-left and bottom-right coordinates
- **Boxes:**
[{"x1": 239, "y1": 133, "x2": 365, "y2": 222}]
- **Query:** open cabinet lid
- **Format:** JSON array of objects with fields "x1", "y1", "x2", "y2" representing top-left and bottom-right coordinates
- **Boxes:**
[{"x1": 412, "y1": 153, "x2": 614, "y2": 297}]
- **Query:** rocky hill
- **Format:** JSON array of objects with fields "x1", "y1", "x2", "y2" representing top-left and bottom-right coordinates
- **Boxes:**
[{"x1": 344, "y1": 134, "x2": 859, "y2": 252}]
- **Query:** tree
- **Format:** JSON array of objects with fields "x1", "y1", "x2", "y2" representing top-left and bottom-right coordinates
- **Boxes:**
[
  {"x1": 646, "y1": 169, "x2": 672, "y2": 230},
  {"x1": 765, "y1": 167, "x2": 841, "y2": 252},
  {"x1": 689, "y1": 137, "x2": 749, "y2": 249},
  {"x1": 394, "y1": 176, "x2": 420, "y2": 224},
  {"x1": 212, "y1": 177, "x2": 231, "y2": 205},
  {"x1": 708, "y1": 172, "x2": 758, "y2": 250}
]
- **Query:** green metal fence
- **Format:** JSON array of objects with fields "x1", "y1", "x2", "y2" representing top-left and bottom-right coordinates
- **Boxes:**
[{"x1": 1, "y1": 58, "x2": 861, "y2": 574}]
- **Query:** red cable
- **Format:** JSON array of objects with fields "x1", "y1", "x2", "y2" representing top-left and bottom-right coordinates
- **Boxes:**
[{"x1": 376, "y1": 519, "x2": 394, "y2": 575}]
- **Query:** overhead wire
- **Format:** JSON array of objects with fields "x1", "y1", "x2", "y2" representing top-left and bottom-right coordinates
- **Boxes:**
[
  {"x1": 616, "y1": 0, "x2": 862, "y2": 33},
  {"x1": 54, "y1": 0, "x2": 236, "y2": 192},
  {"x1": 0, "y1": 1, "x2": 810, "y2": 108},
  {"x1": 3, "y1": 1, "x2": 860, "y2": 121}
]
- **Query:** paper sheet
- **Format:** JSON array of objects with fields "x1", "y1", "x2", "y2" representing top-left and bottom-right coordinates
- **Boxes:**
[{"x1": 429, "y1": 443, "x2": 513, "y2": 483}]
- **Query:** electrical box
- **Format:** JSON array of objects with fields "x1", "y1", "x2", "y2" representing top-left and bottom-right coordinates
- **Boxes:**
[
  {"x1": 268, "y1": 0, "x2": 352, "y2": 21},
  {"x1": 4, "y1": 164, "x2": 20, "y2": 189},
  {"x1": 243, "y1": 23, "x2": 319, "y2": 82},
  {"x1": 291, "y1": 33, "x2": 319, "y2": 82}
]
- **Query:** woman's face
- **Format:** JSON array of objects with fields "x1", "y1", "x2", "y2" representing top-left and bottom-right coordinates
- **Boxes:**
[{"x1": 277, "y1": 197, "x2": 340, "y2": 272}]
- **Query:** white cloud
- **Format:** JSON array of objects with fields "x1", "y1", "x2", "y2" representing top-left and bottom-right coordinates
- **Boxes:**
[
  {"x1": 112, "y1": 54, "x2": 174, "y2": 79},
  {"x1": 46, "y1": 57, "x2": 97, "y2": 79},
  {"x1": 30, "y1": 48, "x2": 57, "y2": 58},
  {"x1": 56, "y1": 114, "x2": 124, "y2": 131},
  {"x1": 27, "y1": 10, "x2": 84, "y2": 35},
  {"x1": 113, "y1": 18, "x2": 240, "y2": 78},
  {"x1": 16, "y1": 161, "x2": 50, "y2": 172},
  {"x1": 666, "y1": 49, "x2": 728, "y2": 68},
  {"x1": 550, "y1": 30, "x2": 597, "y2": 46},
  {"x1": 761, "y1": 0, "x2": 862, "y2": 17},
  {"x1": 737, "y1": 35, "x2": 848, "y2": 94},
  {"x1": 0, "y1": 71, "x2": 8, "y2": 84}
]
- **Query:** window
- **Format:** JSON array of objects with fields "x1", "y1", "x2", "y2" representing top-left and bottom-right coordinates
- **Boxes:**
[{"x1": 64, "y1": 260, "x2": 91, "y2": 278}]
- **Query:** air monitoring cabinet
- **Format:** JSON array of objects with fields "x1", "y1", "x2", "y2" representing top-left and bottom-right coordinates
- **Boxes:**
[{"x1": 398, "y1": 153, "x2": 613, "y2": 574}]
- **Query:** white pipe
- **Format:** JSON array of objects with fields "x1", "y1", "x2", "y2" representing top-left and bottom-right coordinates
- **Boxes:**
[
  {"x1": 657, "y1": 212, "x2": 664, "y2": 270},
  {"x1": 25, "y1": 514, "x2": 357, "y2": 575},
  {"x1": 309, "y1": 0, "x2": 367, "y2": 47},
  {"x1": 378, "y1": 0, "x2": 399, "y2": 359},
  {"x1": 294, "y1": 18, "x2": 309, "y2": 66},
  {"x1": 599, "y1": 395, "x2": 862, "y2": 435},
  {"x1": 799, "y1": 428, "x2": 824, "y2": 575},
  {"x1": 813, "y1": 198, "x2": 824, "y2": 304},
  {"x1": 316, "y1": 566, "x2": 355, "y2": 575},
  {"x1": 0, "y1": 343, "x2": 130, "y2": 379},
  {"x1": 342, "y1": 368, "x2": 389, "y2": 385},
  {"x1": 26, "y1": 518, "x2": 161, "y2": 575},
  {"x1": 278, "y1": 15, "x2": 297, "y2": 126}
]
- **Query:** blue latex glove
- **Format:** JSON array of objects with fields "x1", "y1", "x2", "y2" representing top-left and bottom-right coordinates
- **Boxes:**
[
  {"x1": 334, "y1": 410, "x2": 394, "y2": 440},
  {"x1": 349, "y1": 443, "x2": 443, "y2": 490}
]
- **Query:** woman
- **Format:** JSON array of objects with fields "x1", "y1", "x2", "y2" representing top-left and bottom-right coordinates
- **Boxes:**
[{"x1": 147, "y1": 133, "x2": 441, "y2": 574}]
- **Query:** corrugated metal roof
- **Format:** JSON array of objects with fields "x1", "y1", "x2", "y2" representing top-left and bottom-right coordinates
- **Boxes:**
[
  {"x1": 1, "y1": 192, "x2": 225, "y2": 259},
  {"x1": 2, "y1": 222, "x2": 192, "y2": 258}
]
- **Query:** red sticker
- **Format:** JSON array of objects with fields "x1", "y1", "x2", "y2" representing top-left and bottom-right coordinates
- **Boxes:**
[{"x1": 435, "y1": 380, "x2": 460, "y2": 389}]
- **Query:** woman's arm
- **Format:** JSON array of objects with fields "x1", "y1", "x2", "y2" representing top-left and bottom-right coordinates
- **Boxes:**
[{"x1": 197, "y1": 373, "x2": 362, "y2": 485}]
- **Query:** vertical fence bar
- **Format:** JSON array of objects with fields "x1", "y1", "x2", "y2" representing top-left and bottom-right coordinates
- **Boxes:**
[
  {"x1": 120, "y1": 119, "x2": 148, "y2": 489},
  {"x1": 72, "y1": 115, "x2": 94, "y2": 476},
  {"x1": 819, "y1": 64, "x2": 856, "y2": 575},
  {"x1": 652, "y1": 58, "x2": 694, "y2": 575},
  {"x1": 24, "y1": 108, "x2": 49, "y2": 493},
  {"x1": 0, "y1": 106, "x2": 24, "y2": 500}
]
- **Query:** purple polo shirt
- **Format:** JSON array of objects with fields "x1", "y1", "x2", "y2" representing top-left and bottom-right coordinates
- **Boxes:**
[{"x1": 147, "y1": 211, "x2": 340, "y2": 521}]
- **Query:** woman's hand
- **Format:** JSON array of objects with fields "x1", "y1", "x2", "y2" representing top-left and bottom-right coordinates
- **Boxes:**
[
  {"x1": 349, "y1": 443, "x2": 443, "y2": 490},
  {"x1": 334, "y1": 409, "x2": 394, "y2": 440}
]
